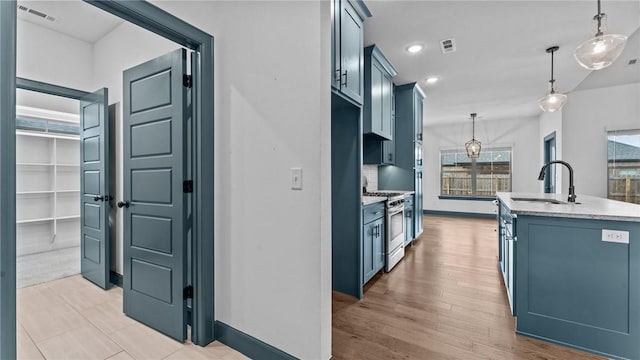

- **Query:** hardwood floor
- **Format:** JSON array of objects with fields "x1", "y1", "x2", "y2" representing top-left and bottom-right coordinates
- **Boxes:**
[{"x1": 332, "y1": 215, "x2": 603, "y2": 360}]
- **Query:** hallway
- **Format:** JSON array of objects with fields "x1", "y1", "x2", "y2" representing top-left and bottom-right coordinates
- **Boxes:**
[{"x1": 332, "y1": 215, "x2": 603, "y2": 359}]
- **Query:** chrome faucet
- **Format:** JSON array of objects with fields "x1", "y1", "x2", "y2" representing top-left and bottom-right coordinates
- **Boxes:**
[{"x1": 537, "y1": 160, "x2": 576, "y2": 203}]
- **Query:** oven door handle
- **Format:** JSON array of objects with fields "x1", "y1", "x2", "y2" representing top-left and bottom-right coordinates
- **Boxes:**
[{"x1": 388, "y1": 208, "x2": 404, "y2": 216}]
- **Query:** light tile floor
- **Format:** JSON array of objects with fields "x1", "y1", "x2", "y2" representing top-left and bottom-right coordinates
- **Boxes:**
[
  {"x1": 17, "y1": 246, "x2": 80, "y2": 288},
  {"x1": 17, "y1": 275, "x2": 248, "y2": 360}
]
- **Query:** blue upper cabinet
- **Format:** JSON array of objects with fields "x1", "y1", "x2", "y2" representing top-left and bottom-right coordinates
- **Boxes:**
[
  {"x1": 394, "y1": 83, "x2": 425, "y2": 169},
  {"x1": 331, "y1": 0, "x2": 371, "y2": 105},
  {"x1": 363, "y1": 45, "x2": 397, "y2": 140}
]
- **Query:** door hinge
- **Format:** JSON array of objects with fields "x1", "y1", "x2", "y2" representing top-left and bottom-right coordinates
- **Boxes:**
[
  {"x1": 183, "y1": 74, "x2": 192, "y2": 88},
  {"x1": 183, "y1": 285, "x2": 193, "y2": 300},
  {"x1": 183, "y1": 180, "x2": 193, "y2": 193}
]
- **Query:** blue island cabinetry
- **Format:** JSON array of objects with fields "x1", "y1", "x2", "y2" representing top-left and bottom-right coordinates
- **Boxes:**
[{"x1": 498, "y1": 192, "x2": 640, "y2": 360}]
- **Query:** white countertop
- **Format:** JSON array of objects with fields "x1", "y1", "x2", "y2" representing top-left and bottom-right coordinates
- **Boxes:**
[
  {"x1": 497, "y1": 192, "x2": 640, "y2": 222},
  {"x1": 362, "y1": 196, "x2": 386, "y2": 206}
]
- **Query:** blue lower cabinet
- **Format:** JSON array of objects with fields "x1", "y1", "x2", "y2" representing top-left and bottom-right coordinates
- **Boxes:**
[
  {"x1": 363, "y1": 203, "x2": 385, "y2": 285},
  {"x1": 514, "y1": 215, "x2": 640, "y2": 360},
  {"x1": 404, "y1": 195, "x2": 414, "y2": 246}
]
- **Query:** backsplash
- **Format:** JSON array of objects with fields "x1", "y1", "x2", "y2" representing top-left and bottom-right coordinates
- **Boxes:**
[{"x1": 362, "y1": 165, "x2": 378, "y2": 192}]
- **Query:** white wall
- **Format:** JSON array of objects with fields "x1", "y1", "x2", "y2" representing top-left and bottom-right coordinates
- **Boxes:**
[
  {"x1": 16, "y1": 19, "x2": 93, "y2": 113},
  {"x1": 539, "y1": 110, "x2": 563, "y2": 193},
  {"x1": 562, "y1": 82, "x2": 640, "y2": 197},
  {"x1": 94, "y1": 2, "x2": 332, "y2": 359},
  {"x1": 423, "y1": 116, "x2": 540, "y2": 214}
]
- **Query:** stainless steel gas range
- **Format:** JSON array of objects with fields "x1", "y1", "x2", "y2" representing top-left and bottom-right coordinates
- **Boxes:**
[{"x1": 363, "y1": 191, "x2": 405, "y2": 272}]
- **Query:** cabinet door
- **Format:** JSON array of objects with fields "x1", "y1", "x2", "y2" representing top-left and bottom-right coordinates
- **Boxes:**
[
  {"x1": 414, "y1": 90, "x2": 423, "y2": 143},
  {"x1": 374, "y1": 218, "x2": 385, "y2": 272},
  {"x1": 404, "y1": 207, "x2": 413, "y2": 246},
  {"x1": 331, "y1": 0, "x2": 339, "y2": 89},
  {"x1": 370, "y1": 63, "x2": 383, "y2": 135},
  {"x1": 414, "y1": 171, "x2": 423, "y2": 236},
  {"x1": 383, "y1": 84, "x2": 395, "y2": 163},
  {"x1": 363, "y1": 221, "x2": 375, "y2": 284},
  {"x1": 381, "y1": 74, "x2": 393, "y2": 139},
  {"x1": 340, "y1": 0, "x2": 363, "y2": 104},
  {"x1": 382, "y1": 118, "x2": 395, "y2": 164}
]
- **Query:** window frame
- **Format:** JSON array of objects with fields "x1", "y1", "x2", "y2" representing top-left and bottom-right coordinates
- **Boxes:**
[
  {"x1": 439, "y1": 146, "x2": 513, "y2": 200},
  {"x1": 606, "y1": 128, "x2": 640, "y2": 204}
]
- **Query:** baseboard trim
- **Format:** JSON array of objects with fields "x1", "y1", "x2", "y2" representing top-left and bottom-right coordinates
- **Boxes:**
[
  {"x1": 423, "y1": 209, "x2": 497, "y2": 219},
  {"x1": 214, "y1": 321, "x2": 297, "y2": 360},
  {"x1": 109, "y1": 271, "x2": 123, "y2": 287}
]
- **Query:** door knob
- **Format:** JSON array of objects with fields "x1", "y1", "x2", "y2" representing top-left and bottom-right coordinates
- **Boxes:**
[
  {"x1": 94, "y1": 195, "x2": 104, "y2": 201},
  {"x1": 117, "y1": 201, "x2": 130, "y2": 208}
]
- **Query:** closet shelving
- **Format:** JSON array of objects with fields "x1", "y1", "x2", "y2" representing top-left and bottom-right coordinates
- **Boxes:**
[{"x1": 16, "y1": 106, "x2": 80, "y2": 257}]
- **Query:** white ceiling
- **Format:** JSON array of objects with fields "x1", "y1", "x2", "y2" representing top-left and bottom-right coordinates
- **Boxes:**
[
  {"x1": 363, "y1": 1, "x2": 640, "y2": 126},
  {"x1": 14, "y1": 0, "x2": 640, "y2": 127},
  {"x1": 17, "y1": 0, "x2": 123, "y2": 43}
]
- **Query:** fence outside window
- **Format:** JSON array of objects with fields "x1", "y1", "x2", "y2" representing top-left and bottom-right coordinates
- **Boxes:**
[
  {"x1": 441, "y1": 148, "x2": 512, "y2": 198},
  {"x1": 608, "y1": 130, "x2": 640, "y2": 205}
]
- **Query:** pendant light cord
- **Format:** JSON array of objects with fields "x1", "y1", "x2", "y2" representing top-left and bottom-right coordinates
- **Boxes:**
[
  {"x1": 595, "y1": 0, "x2": 604, "y2": 36},
  {"x1": 546, "y1": 46, "x2": 559, "y2": 93},
  {"x1": 471, "y1": 113, "x2": 476, "y2": 140}
]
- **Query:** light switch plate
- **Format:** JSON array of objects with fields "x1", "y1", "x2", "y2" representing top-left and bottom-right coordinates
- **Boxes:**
[
  {"x1": 602, "y1": 229, "x2": 629, "y2": 244},
  {"x1": 291, "y1": 167, "x2": 303, "y2": 190}
]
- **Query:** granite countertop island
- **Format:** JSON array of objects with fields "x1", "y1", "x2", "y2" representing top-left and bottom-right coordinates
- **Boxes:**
[
  {"x1": 496, "y1": 191, "x2": 640, "y2": 359},
  {"x1": 497, "y1": 192, "x2": 640, "y2": 222}
]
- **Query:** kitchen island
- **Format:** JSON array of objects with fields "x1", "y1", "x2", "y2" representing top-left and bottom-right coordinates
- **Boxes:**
[{"x1": 496, "y1": 192, "x2": 640, "y2": 360}]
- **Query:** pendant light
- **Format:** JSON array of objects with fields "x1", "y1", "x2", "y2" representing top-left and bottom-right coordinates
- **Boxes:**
[
  {"x1": 538, "y1": 46, "x2": 567, "y2": 113},
  {"x1": 574, "y1": 0, "x2": 627, "y2": 70},
  {"x1": 465, "y1": 113, "x2": 481, "y2": 159}
]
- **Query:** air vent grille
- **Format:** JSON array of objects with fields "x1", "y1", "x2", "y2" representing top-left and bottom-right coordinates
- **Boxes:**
[
  {"x1": 440, "y1": 38, "x2": 456, "y2": 54},
  {"x1": 16, "y1": 3, "x2": 55, "y2": 22}
]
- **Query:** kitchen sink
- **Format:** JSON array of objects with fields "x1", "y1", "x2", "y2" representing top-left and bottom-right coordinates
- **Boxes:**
[{"x1": 510, "y1": 197, "x2": 568, "y2": 204}]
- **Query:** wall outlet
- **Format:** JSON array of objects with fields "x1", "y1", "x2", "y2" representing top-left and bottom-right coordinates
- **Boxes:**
[
  {"x1": 291, "y1": 167, "x2": 302, "y2": 190},
  {"x1": 601, "y1": 229, "x2": 629, "y2": 244}
]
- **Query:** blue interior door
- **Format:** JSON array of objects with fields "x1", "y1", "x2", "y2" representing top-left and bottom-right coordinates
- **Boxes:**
[
  {"x1": 544, "y1": 133, "x2": 557, "y2": 193},
  {"x1": 80, "y1": 88, "x2": 111, "y2": 290},
  {"x1": 122, "y1": 49, "x2": 187, "y2": 342}
]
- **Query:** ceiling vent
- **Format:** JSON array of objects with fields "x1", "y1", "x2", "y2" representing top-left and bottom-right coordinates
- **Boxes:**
[
  {"x1": 16, "y1": 3, "x2": 56, "y2": 22},
  {"x1": 440, "y1": 38, "x2": 457, "y2": 54},
  {"x1": 628, "y1": 59, "x2": 638, "y2": 66}
]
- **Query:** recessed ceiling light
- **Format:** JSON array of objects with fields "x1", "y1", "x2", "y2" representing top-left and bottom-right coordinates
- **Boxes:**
[
  {"x1": 425, "y1": 76, "x2": 439, "y2": 84},
  {"x1": 407, "y1": 44, "x2": 424, "y2": 54}
]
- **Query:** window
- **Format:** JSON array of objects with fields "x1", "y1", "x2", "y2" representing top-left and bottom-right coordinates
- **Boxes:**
[
  {"x1": 608, "y1": 130, "x2": 640, "y2": 204},
  {"x1": 441, "y1": 148, "x2": 512, "y2": 198}
]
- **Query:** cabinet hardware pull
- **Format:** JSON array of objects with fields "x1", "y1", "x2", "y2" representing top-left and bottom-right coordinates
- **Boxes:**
[
  {"x1": 341, "y1": 70, "x2": 348, "y2": 87},
  {"x1": 388, "y1": 153, "x2": 393, "y2": 162},
  {"x1": 94, "y1": 195, "x2": 104, "y2": 202},
  {"x1": 117, "y1": 201, "x2": 130, "y2": 208},
  {"x1": 335, "y1": 69, "x2": 341, "y2": 83}
]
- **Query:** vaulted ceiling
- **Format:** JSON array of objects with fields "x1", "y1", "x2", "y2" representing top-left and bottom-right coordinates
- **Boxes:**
[
  {"x1": 16, "y1": 1, "x2": 640, "y2": 127},
  {"x1": 363, "y1": 1, "x2": 640, "y2": 125}
]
